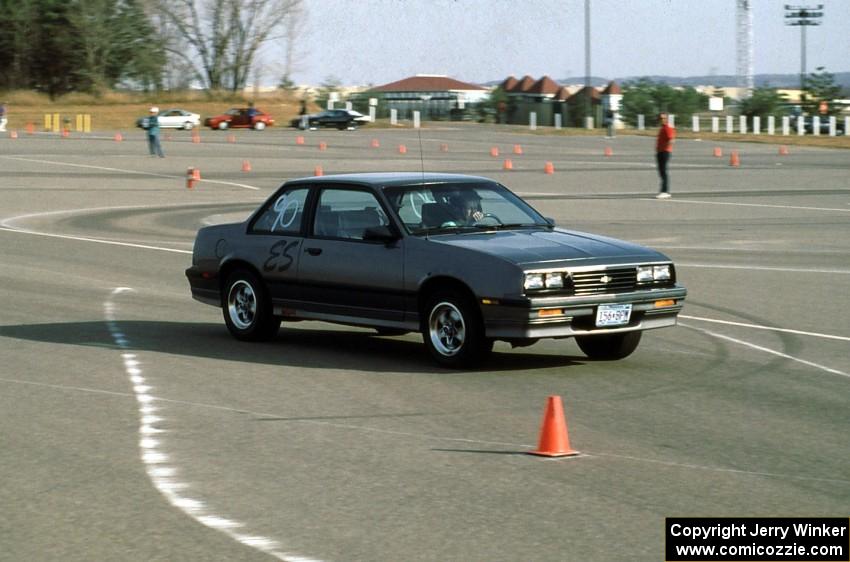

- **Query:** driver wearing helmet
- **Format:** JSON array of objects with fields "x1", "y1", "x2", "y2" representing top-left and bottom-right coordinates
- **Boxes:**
[{"x1": 447, "y1": 191, "x2": 484, "y2": 225}]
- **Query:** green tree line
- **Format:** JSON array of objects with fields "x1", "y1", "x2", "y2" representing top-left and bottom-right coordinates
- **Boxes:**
[
  {"x1": 0, "y1": 0, "x2": 163, "y2": 98},
  {"x1": 0, "y1": 0, "x2": 304, "y2": 99}
]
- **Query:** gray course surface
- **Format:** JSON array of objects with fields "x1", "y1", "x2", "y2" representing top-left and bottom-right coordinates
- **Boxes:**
[{"x1": 1, "y1": 125, "x2": 848, "y2": 561}]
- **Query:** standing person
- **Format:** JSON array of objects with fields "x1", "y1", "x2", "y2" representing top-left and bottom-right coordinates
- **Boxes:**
[
  {"x1": 145, "y1": 106, "x2": 164, "y2": 158},
  {"x1": 605, "y1": 109, "x2": 615, "y2": 138},
  {"x1": 655, "y1": 112, "x2": 675, "y2": 199},
  {"x1": 0, "y1": 101, "x2": 7, "y2": 132}
]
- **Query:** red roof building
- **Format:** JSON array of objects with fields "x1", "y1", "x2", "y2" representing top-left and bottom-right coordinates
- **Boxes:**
[
  {"x1": 373, "y1": 75, "x2": 487, "y2": 94},
  {"x1": 513, "y1": 75, "x2": 535, "y2": 93},
  {"x1": 527, "y1": 75, "x2": 561, "y2": 96}
]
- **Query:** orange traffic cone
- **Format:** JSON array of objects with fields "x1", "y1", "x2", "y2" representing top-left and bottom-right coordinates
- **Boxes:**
[
  {"x1": 61, "y1": 129, "x2": 70, "y2": 138},
  {"x1": 503, "y1": 158, "x2": 513, "y2": 170},
  {"x1": 439, "y1": 143, "x2": 449, "y2": 152},
  {"x1": 528, "y1": 396, "x2": 579, "y2": 457},
  {"x1": 513, "y1": 144, "x2": 523, "y2": 155},
  {"x1": 227, "y1": 134, "x2": 236, "y2": 143},
  {"x1": 192, "y1": 133, "x2": 200, "y2": 144},
  {"x1": 9, "y1": 130, "x2": 18, "y2": 139},
  {"x1": 779, "y1": 145, "x2": 789, "y2": 156},
  {"x1": 25, "y1": 123, "x2": 35, "y2": 135},
  {"x1": 398, "y1": 144, "x2": 407, "y2": 154},
  {"x1": 314, "y1": 165, "x2": 323, "y2": 177},
  {"x1": 318, "y1": 141, "x2": 327, "y2": 151},
  {"x1": 370, "y1": 138, "x2": 380, "y2": 148},
  {"x1": 713, "y1": 147, "x2": 722, "y2": 158},
  {"x1": 604, "y1": 146, "x2": 613, "y2": 157},
  {"x1": 186, "y1": 167, "x2": 201, "y2": 189},
  {"x1": 489, "y1": 147, "x2": 499, "y2": 157},
  {"x1": 544, "y1": 161, "x2": 555, "y2": 175},
  {"x1": 241, "y1": 160, "x2": 252, "y2": 172},
  {"x1": 164, "y1": 133, "x2": 172, "y2": 142},
  {"x1": 296, "y1": 135, "x2": 305, "y2": 145},
  {"x1": 729, "y1": 150, "x2": 740, "y2": 167},
  {"x1": 114, "y1": 132, "x2": 123, "y2": 142}
]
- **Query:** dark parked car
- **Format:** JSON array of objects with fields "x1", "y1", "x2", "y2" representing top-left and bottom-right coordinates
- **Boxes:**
[
  {"x1": 204, "y1": 107, "x2": 274, "y2": 130},
  {"x1": 186, "y1": 173, "x2": 687, "y2": 367},
  {"x1": 290, "y1": 109, "x2": 370, "y2": 130}
]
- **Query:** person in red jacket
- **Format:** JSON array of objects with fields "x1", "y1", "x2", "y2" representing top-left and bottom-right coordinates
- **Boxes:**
[{"x1": 655, "y1": 112, "x2": 675, "y2": 199}]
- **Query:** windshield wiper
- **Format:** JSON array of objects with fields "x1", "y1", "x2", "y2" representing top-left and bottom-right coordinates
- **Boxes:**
[{"x1": 489, "y1": 223, "x2": 550, "y2": 230}]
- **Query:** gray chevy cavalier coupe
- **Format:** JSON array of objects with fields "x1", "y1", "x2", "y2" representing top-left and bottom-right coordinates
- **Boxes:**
[{"x1": 186, "y1": 173, "x2": 686, "y2": 367}]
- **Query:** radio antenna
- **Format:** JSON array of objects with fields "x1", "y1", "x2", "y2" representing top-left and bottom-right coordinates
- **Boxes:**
[{"x1": 417, "y1": 126, "x2": 425, "y2": 183}]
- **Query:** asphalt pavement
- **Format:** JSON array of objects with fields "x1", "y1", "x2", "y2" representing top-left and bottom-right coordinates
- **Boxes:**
[{"x1": 1, "y1": 124, "x2": 848, "y2": 561}]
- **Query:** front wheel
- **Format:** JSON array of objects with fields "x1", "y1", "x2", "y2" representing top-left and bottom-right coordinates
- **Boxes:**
[
  {"x1": 422, "y1": 292, "x2": 491, "y2": 368},
  {"x1": 253, "y1": 121, "x2": 266, "y2": 131},
  {"x1": 217, "y1": 121, "x2": 229, "y2": 130},
  {"x1": 575, "y1": 331, "x2": 642, "y2": 360},
  {"x1": 222, "y1": 270, "x2": 280, "y2": 341}
]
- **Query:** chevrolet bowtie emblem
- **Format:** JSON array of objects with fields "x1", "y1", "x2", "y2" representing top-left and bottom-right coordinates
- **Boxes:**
[{"x1": 599, "y1": 275, "x2": 612, "y2": 284}]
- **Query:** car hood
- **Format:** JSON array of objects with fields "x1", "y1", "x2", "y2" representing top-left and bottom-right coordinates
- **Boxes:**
[{"x1": 429, "y1": 228, "x2": 667, "y2": 266}]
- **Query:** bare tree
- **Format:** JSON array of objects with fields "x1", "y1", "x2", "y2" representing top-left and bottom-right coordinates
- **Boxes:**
[{"x1": 155, "y1": 0, "x2": 303, "y2": 92}]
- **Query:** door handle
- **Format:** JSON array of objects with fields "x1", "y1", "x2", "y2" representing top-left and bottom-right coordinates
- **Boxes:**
[{"x1": 305, "y1": 247, "x2": 322, "y2": 256}]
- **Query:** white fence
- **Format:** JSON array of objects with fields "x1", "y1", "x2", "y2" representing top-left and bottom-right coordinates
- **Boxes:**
[{"x1": 633, "y1": 114, "x2": 847, "y2": 137}]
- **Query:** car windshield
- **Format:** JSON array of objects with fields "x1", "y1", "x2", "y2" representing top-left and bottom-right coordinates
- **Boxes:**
[{"x1": 384, "y1": 181, "x2": 549, "y2": 235}]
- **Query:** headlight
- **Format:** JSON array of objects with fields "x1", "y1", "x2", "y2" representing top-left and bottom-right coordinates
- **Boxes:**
[
  {"x1": 653, "y1": 264, "x2": 671, "y2": 281},
  {"x1": 637, "y1": 266, "x2": 654, "y2": 283},
  {"x1": 545, "y1": 273, "x2": 563, "y2": 289},
  {"x1": 524, "y1": 273, "x2": 544, "y2": 291}
]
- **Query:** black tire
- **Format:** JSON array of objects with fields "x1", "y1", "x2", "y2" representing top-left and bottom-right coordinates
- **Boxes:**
[
  {"x1": 222, "y1": 270, "x2": 280, "y2": 341},
  {"x1": 217, "y1": 121, "x2": 229, "y2": 130},
  {"x1": 422, "y1": 291, "x2": 492, "y2": 368},
  {"x1": 183, "y1": 122, "x2": 194, "y2": 130},
  {"x1": 575, "y1": 331, "x2": 642, "y2": 360}
]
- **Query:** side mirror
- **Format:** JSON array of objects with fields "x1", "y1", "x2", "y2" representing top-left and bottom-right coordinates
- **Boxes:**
[{"x1": 363, "y1": 225, "x2": 399, "y2": 243}]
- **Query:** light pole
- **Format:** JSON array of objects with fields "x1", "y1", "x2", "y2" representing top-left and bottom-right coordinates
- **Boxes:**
[
  {"x1": 584, "y1": 0, "x2": 591, "y2": 127},
  {"x1": 784, "y1": 4, "x2": 823, "y2": 92}
]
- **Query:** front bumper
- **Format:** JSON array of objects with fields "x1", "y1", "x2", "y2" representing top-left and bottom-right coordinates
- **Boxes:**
[{"x1": 481, "y1": 285, "x2": 687, "y2": 339}]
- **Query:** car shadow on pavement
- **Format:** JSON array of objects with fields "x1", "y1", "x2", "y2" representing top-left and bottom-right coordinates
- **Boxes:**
[{"x1": 0, "y1": 320, "x2": 583, "y2": 374}]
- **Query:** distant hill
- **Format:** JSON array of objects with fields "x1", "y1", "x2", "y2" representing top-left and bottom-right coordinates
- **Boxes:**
[{"x1": 485, "y1": 73, "x2": 850, "y2": 89}]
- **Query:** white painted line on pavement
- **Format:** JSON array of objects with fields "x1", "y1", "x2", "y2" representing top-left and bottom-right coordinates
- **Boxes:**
[
  {"x1": 0, "y1": 155, "x2": 261, "y2": 190},
  {"x1": 103, "y1": 288, "x2": 321, "y2": 562},
  {"x1": 0, "y1": 225, "x2": 192, "y2": 254},
  {"x1": 646, "y1": 198, "x2": 850, "y2": 213},
  {"x1": 678, "y1": 263, "x2": 850, "y2": 275},
  {"x1": 680, "y1": 322, "x2": 848, "y2": 378},
  {"x1": 680, "y1": 315, "x2": 850, "y2": 343}
]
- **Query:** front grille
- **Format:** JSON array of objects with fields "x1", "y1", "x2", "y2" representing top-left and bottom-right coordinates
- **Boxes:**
[{"x1": 571, "y1": 267, "x2": 637, "y2": 295}]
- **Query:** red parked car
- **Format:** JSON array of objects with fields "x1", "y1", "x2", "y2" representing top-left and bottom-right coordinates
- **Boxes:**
[{"x1": 204, "y1": 107, "x2": 274, "y2": 130}]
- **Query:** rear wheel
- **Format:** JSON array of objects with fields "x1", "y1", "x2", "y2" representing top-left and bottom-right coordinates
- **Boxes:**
[
  {"x1": 183, "y1": 122, "x2": 194, "y2": 130},
  {"x1": 422, "y1": 292, "x2": 491, "y2": 368},
  {"x1": 575, "y1": 331, "x2": 642, "y2": 360},
  {"x1": 222, "y1": 270, "x2": 280, "y2": 341}
]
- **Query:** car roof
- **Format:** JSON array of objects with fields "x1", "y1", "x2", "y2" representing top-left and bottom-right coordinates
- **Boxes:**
[{"x1": 284, "y1": 172, "x2": 494, "y2": 189}]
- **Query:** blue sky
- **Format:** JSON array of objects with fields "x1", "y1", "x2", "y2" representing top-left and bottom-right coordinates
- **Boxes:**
[{"x1": 277, "y1": 0, "x2": 849, "y2": 86}]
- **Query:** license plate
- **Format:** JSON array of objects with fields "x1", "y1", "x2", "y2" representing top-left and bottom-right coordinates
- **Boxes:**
[{"x1": 595, "y1": 304, "x2": 632, "y2": 327}]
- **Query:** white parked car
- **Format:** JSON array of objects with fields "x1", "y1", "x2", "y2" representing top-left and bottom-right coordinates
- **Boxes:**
[{"x1": 136, "y1": 109, "x2": 201, "y2": 130}]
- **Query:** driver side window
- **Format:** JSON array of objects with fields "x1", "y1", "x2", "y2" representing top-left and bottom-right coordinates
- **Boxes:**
[{"x1": 313, "y1": 188, "x2": 388, "y2": 240}]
